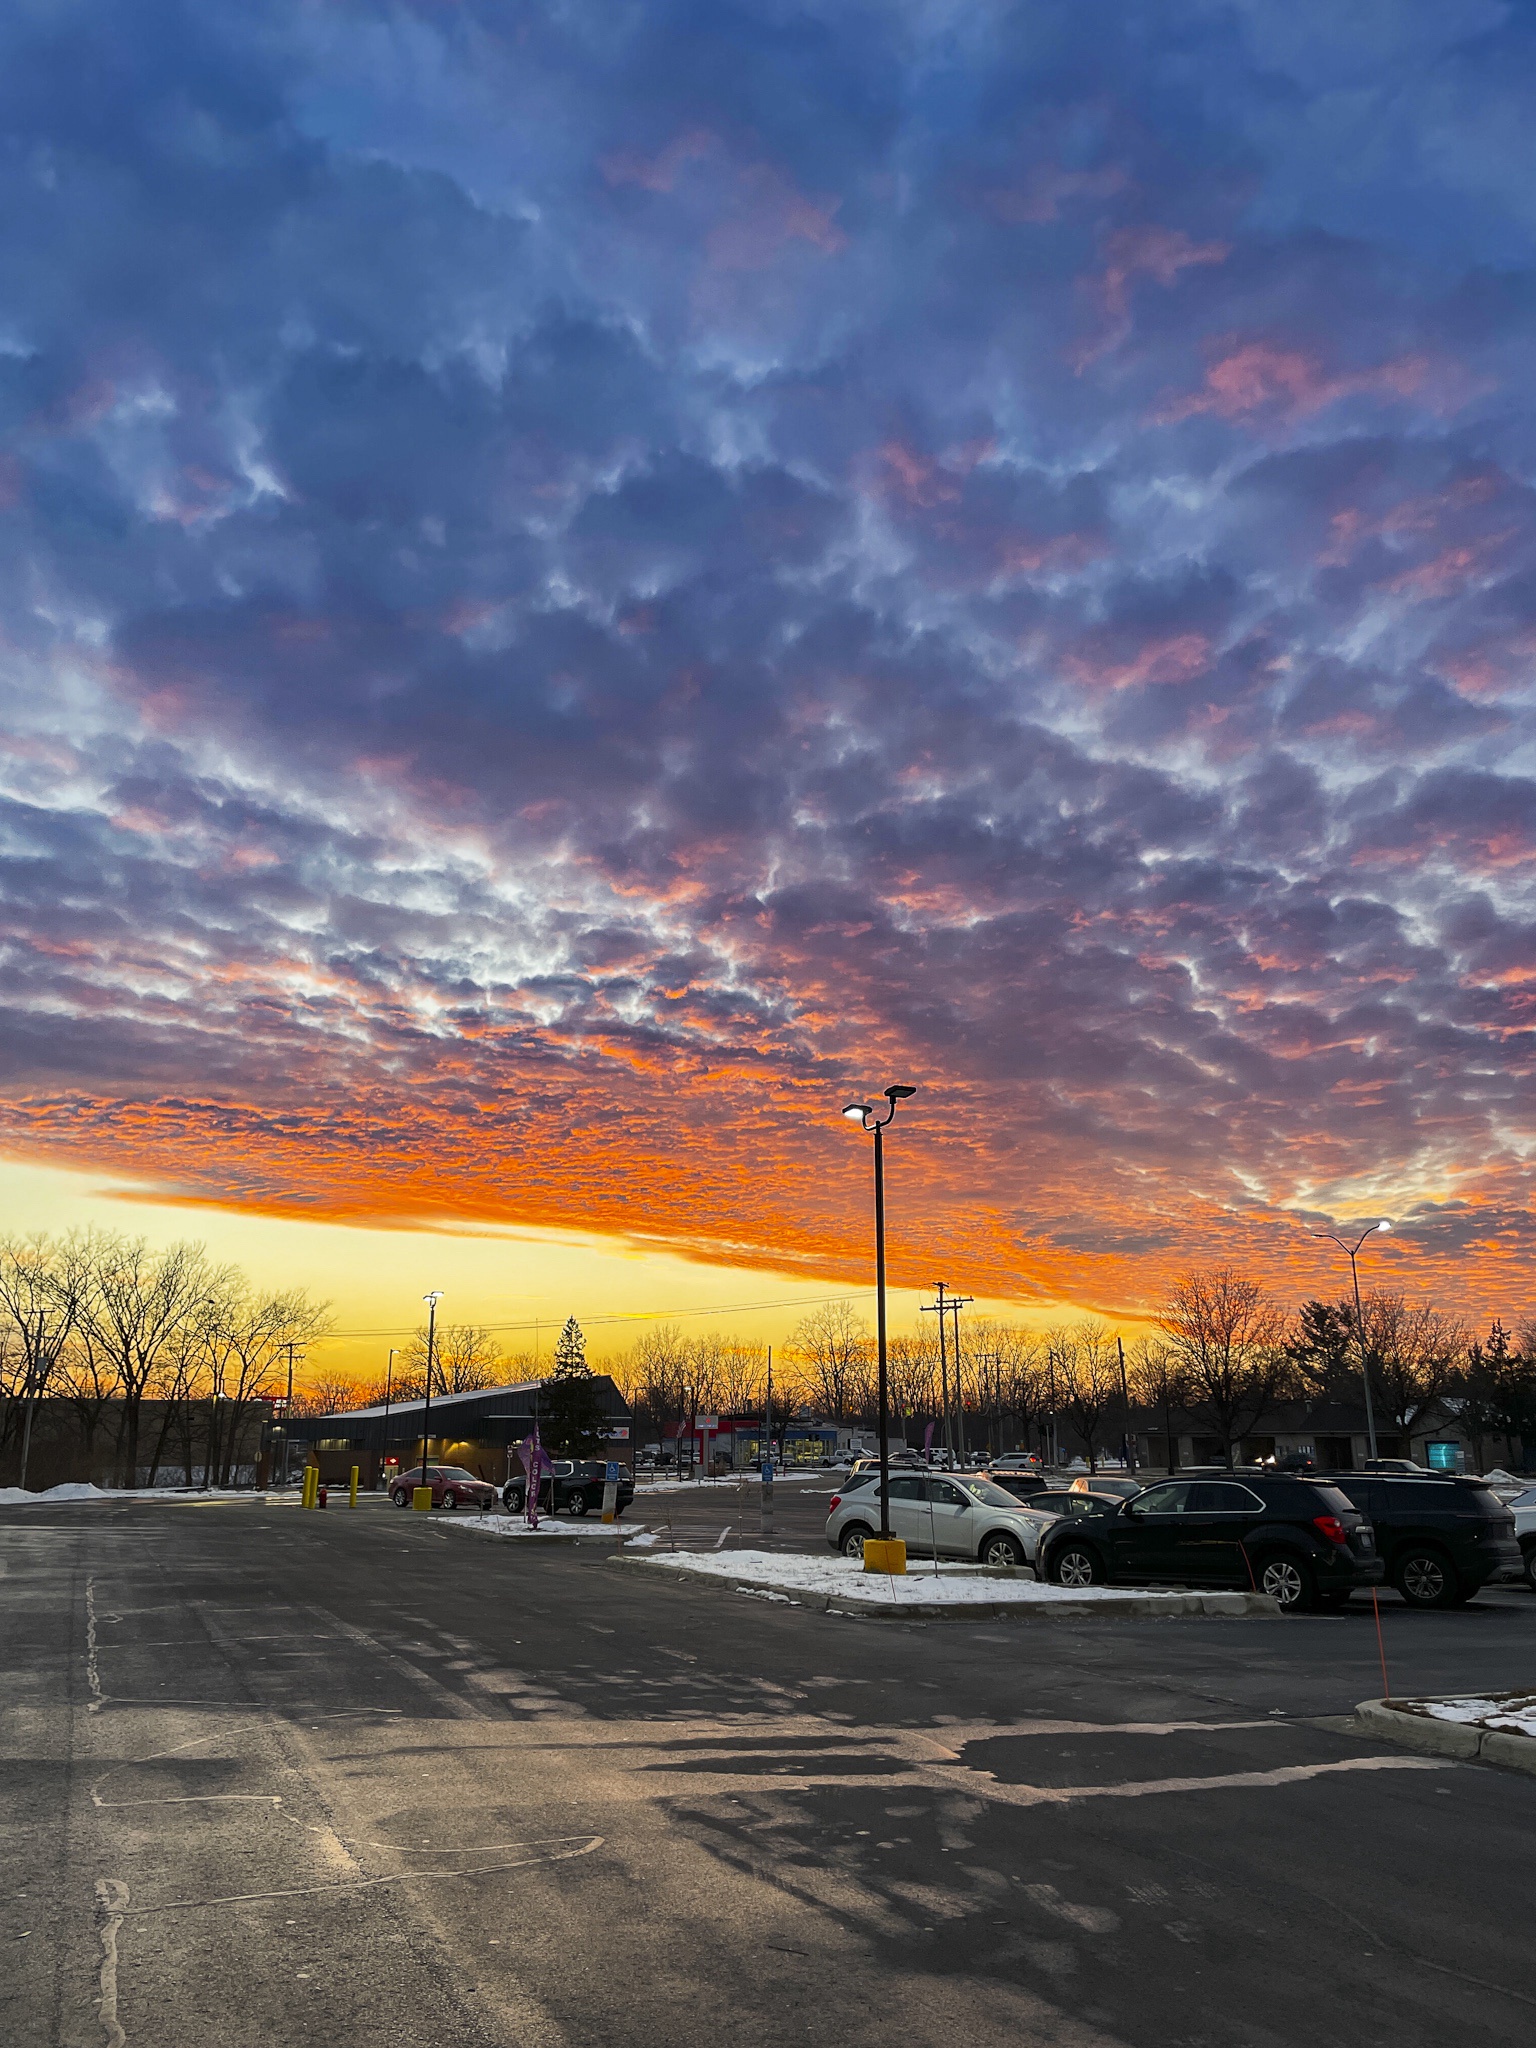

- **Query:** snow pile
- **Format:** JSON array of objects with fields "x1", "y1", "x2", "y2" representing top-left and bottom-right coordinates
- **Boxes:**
[
  {"x1": 641, "y1": 1548, "x2": 1192, "y2": 1607},
  {"x1": 437, "y1": 1512, "x2": 643, "y2": 1541},
  {"x1": 1418, "y1": 1693, "x2": 1536, "y2": 1739}
]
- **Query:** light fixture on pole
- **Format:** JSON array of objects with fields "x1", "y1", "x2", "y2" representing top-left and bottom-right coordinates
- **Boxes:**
[
  {"x1": 1312, "y1": 1222, "x2": 1391, "y2": 1464},
  {"x1": 843, "y1": 1085, "x2": 917, "y2": 1555},
  {"x1": 420, "y1": 1293, "x2": 443, "y2": 1492}
]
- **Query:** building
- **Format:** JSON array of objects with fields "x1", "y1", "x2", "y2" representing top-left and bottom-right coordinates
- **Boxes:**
[
  {"x1": 282, "y1": 1376, "x2": 633, "y2": 1489},
  {"x1": 1131, "y1": 1396, "x2": 1525, "y2": 1476}
]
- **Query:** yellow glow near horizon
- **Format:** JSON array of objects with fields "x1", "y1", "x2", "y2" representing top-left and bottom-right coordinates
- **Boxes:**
[{"x1": 0, "y1": 1154, "x2": 1118, "y2": 1385}]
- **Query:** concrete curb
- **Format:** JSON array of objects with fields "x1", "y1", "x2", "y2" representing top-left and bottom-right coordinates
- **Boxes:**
[
  {"x1": 1355, "y1": 1698, "x2": 1536, "y2": 1775},
  {"x1": 610, "y1": 1555, "x2": 1279, "y2": 1621}
]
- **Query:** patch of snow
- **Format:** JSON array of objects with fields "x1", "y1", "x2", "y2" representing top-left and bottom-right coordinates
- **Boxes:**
[
  {"x1": 641, "y1": 1549, "x2": 1200, "y2": 1607},
  {"x1": 437, "y1": 1513, "x2": 641, "y2": 1541},
  {"x1": 1418, "y1": 1692, "x2": 1536, "y2": 1739},
  {"x1": 0, "y1": 1483, "x2": 258, "y2": 1506}
]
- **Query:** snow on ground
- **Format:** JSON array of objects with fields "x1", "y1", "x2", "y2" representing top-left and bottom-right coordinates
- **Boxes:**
[
  {"x1": 0, "y1": 1483, "x2": 258, "y2": 1506},
  {"x1": 1417, "y1": 1694, "x2": 1536, "y2": 1739},
  {"x1": 436, "y1": 1512, "x2": 641, "y2": 1541},
  {"x1": 640, "y1": 1548, "x2": 1199, "y2": 1607}
]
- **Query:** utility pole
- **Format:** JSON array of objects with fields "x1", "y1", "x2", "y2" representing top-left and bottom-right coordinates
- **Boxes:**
[
  {"x1": 947, "y1": 1294, "x2": 974, "y2": 1464},
  {"x1": 420, "y1": 1293, "x2": 442, "y2": 1491},
  {"x1": 283, "y1": 1341, "x2": 296, "y2": 1487},
  {"x1": 380, "y1": 1348, "x2": 397, "y2": 1491},
  {"x1": 921, "y1": 1284, "x2": 953, "y2": 1462}
]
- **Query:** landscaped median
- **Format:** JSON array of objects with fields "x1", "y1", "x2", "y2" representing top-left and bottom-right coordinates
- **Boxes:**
[
  {"x1": 611, "y1": 1547, "x2": 1281, "y2": 1621},
  {"x1": 433, "y1": 1511, "x2": 645, "y2": 1544},
  {"x1": 1356, "y1": 1693, "x2": 1536, "y2": 1777}
]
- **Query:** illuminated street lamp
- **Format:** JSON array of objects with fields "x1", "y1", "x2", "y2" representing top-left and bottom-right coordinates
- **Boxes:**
[
  {"x1": 1313, "y1": 1222, "x2": 1391, "y2": 1463},
  {"x1": 418, "y1": 1292, "x2": 443, "y2": 1490},
  {"x1": 843, "y1": 1086, "x2": 917, "y2": 1544}
]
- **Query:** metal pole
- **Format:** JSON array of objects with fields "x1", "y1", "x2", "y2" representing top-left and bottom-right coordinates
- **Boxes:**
[
  {"x1": 1348, "y1": 1247, "x2": 1380, "y2": 1464},
  {"x1": 420, "y1": 1295, "x2": 439, "y2": 1493},
  {"x1": 284, "y1": 1342, "x2": 295, "y2": 1486},
  {"x1": 947, "y1": 1297, "x2": 973, "y2": 1463},
  {"x1": 1117, "y1": 1335, "x2": 1137, "y2": 1473},
  {"x1": 874, "y1": 1118, "x2": 890, "y2": 1543},
  {"x1": 380, "y1": 1348, "x2": 396, "y2": 1490}
]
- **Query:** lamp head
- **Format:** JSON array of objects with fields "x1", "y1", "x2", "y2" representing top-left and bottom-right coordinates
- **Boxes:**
[
  {"x1": 885, "y1": 1084, "x2": 917, "y2": 1101},
  {"x1": 423, "y1": 1290, "x2": 443, "y2": 1307},
  {"x1": 1376, "y1": 1220, "x2": 1392, "y2": 1234},
  {"x1": 843, "y1": 1102, "x2": 872, "y2": 1123}
]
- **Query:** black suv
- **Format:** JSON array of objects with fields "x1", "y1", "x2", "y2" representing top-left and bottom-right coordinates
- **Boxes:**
[
  {"x1": 502, "y1": 1459, "x2": 635, "y2": 1518},
  {"x1": 1038, "y1": 1472, "x2": 1383, "y2": 1612},
  {"x1": 1316, "y1": 1473, "x2": 1520, "y2": 1607}
]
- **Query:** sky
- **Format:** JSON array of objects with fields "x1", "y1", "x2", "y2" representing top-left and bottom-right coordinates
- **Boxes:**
[{"x1": 3, "y1": 0, "x2": 1536, "y2": 1359}]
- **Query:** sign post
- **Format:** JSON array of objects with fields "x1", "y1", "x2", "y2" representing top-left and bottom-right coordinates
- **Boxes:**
[
  {"x1": 759, "y1": 1454, "x2": 774, "y2": 1538},
  {"x1": 601, "y1": 1459, "x2": 620, "y2": 1524}
]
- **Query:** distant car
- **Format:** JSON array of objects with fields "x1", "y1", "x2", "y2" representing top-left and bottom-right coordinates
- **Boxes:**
[
  {"x1": 1317, "y1": 1471, "x2": 1521, "y2": 1606},
  {"x1": 827, "y1": 1472, "x2": 1054, "y2": 1569},
  {"x1": 991, "y1": 1454, "x2": 1043, "y2": 1473},
  {"x1": 1069, "y1": 1474, "x2": 1145, "y2": 1500},
  {"x1": 390, "y1": 1464, "x2": 497, "y2": 1511},
  {"x1": 502, "y1": 1459, "x2": 635, "y2": 1517},
  {"x1": 1037, "y1": 1473, "x2": 1384, "y2": 1613},
  {"x1": 982, "y1": 1470, "x2": 1051, "y2": 1504}
]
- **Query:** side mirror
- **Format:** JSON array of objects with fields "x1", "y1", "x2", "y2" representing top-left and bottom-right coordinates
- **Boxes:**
[{"x1": 1122, "y1": 1499, "x2": 1142, "y2": 1517}]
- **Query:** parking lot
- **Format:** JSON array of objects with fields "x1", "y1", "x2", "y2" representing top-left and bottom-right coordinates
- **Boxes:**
[{"x1": 4, "y1": 1494, "x2": 1535, "y2": 2048}]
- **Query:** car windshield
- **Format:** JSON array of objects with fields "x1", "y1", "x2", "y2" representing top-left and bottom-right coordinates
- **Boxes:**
[
  {"x1": 959, "y1": 1479, "x2": 1023, "y2": 1509},
  {"x1": 440, "y1": 1467, "x2": 479, "y2": 1482},
  {"x1": 1510, "y1": 1486, "x2": 1536, "y2": 1509}
]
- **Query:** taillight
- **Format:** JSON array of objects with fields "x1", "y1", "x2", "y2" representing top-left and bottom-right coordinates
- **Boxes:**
[
  {"x1": 829, "y1": 1495, "x2": 842, "y2": 1511},
  {"x1": 1313, "y1": 1514, "x2": 1348, "y2": 1547}
]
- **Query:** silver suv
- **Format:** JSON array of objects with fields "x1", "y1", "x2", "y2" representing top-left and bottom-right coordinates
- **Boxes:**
[{"x1": 826, "y1": 1472, "x2": 1054, "y2": 1569}]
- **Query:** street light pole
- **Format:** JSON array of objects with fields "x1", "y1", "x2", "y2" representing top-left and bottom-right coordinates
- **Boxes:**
[
  {"x1": 843, "y1": 1085, "x2": 917, "y2": 1543},
  {"x1": 1313, "y1": 1223, "x2": 1391, "y2": 1464},
  {"x1": 380, "y1": 1347, "x2": 397, "y2": 1490},
  {"x1": 419, "y1": 1293, "x2": 443, "y2": 1489}
]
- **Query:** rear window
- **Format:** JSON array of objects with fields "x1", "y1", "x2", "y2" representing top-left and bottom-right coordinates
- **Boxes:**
[{"x1": 1305, "y1": 1484, "x2": 1361, "y2": 1518}]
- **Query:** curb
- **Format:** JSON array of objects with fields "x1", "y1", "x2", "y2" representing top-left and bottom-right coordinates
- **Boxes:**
[
  {"x1": 1355, "y1": 1698, "x2": 1536, "y2": 1776},
  {"x1": 609, "y1": 1556, "x2": 1279, "y2": 1621}
]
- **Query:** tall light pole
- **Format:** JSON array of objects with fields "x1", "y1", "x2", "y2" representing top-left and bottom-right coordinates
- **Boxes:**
[
  {"x1": 419, "y1": 1294, "x2": 443, "y2": 1489},
  {"x1": 1313, "y1": 1222, "x2": 1391, "y2": 1464},
  {"x1": 843, "y1": 1084, "x2": 917, "y2": 1544},
  {"x1": 380, "y1": 1347, "x2": 397, "y2": 1490}
]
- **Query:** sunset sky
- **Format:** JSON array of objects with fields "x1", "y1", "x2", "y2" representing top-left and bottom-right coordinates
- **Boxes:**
[{"x1": 3, "y1": 2, "x2": 1535, "y2": 1378}]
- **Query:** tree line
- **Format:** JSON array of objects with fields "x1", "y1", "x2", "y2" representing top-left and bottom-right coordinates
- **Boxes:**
[{"x1": 0, "y1": 1231, "x2": 330, "y2": 1488}]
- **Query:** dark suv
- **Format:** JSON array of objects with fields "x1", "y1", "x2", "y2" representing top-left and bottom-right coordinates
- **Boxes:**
[
  {"x1": 501, "y1": 1459, "x2": 635, "y2": 1518},
  {"x1": 1316, "y1": 1473, "x2": 1520, "y2": 1607},
  {"x1": 1038, "y1": 1472, "x2": 1384, "y2": 1612}
]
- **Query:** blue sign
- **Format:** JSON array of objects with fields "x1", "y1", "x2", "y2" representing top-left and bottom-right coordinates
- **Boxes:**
[{"x1": 605, "y1": 1461, "x2": 620, "y2": 1483}]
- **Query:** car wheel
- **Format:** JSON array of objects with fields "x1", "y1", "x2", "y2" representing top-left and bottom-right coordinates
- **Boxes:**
[
  {"x1": 1395, "y1": 1547, "x2": 1456, "y2": 1609},
  {"x1": 1257, "y1": 1554, "x2": 1315, "y2": 1613},
  {"x1": 390, "y1": 1487, "x2": 409, "y2": 1508},
  {"x1": 1524, "y1": 1546, "x2": 1536, "y2": 1593},
  {"x1": 1052, "y1": 1545, "x2": 1100, "y2": 1588},
  {"x1": 840, "y1": 1524, "x2": 873, "y2": 1559},
  {"x1": 570, "y1": 1492, "x2": 591, "y2": 1517},
  {"x1": 442, "y1": 1489, "x2": 458, "y2": 1510},
  {"x1": 981, "y1": 1532, "x2": 1025, "y2": 1569},
  {"x1": 502, "y1": 1489, "x2": 523, "y2": 1514}
]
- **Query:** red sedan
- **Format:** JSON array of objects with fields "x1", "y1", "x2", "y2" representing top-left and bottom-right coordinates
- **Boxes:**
[{"x1": 389, "y1": 1464, "x2": 497, "y2": 1510}]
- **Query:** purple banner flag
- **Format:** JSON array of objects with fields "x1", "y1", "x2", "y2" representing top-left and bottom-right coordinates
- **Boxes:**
[{"x1": 517, "y1": 1426, "x2": 554, "y2": 1527}]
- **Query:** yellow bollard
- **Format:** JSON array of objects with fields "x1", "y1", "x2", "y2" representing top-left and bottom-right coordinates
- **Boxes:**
[
  {"x1": 411, "y1": 1486, "x2": 433, "y2": 1512},
  {"x1": 301, "y1": 1466, "x2": 317, "y2": 1509},
  {"x1": 862, "y1": 1537, "x2": 907, "y2": 1575},
  {"x1": 349, "y1": 1465, "x2": 359, "y2": 1508}
]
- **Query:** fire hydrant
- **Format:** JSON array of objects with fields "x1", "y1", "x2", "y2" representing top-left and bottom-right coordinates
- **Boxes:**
[{"x1": 317, "y1": 1486, "x2": 328, "y2": 1508}]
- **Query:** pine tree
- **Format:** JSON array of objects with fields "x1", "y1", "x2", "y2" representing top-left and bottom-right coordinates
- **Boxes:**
[{"x1": 541, "y1": 1317, "x2": 606, "y2": 1457}]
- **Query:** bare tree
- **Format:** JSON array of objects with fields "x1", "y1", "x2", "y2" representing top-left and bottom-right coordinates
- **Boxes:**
[
  {"x1": 79, "y1": 1233, "x2": 227, "y2": 1486},
  {"x1": 398, "y1": 1322, "x2": 503, "y2": 1398},
  {"x1": 1128, "y1": 1336, "x2": 1188, "y2": 1474},
  {"x1": 0, "y1": 1232, "x2": 90, "y2": 1487},
  {"x1": 790, "y1": 1302, "x2": 870, "y2": 1426},
  {"x1": 1358, "y1": 1292, "x2": 1461, "y2": 1437},
  {"x1": 1049, "y1": 1322, "x2": 1120, "y2": 1471},
  {"x1": 1158, "y1": 1269, "x2": 1286, "y2": 1469}
]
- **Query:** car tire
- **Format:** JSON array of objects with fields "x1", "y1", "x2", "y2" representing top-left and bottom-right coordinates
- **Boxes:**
[
  {"x1": 980, "y1": 1531, "x2": 1025, "y2": 1569},
  {"x1": 1395, "y1": 1547, "x2": 1457, "y2": 1609},
  {"x1": 442, "y1": 1489, "x2": 458, "y2": 1510},
  {"x1": 1256, "y1": 1554, "x2": 1315, "y2": 1613},
  {"x1": 390, "y1": 1486, "x2": 409, "y2": 1508},
  {"x1": 1524, "y1": 1546, "x2": 1536, "y2": 1593},
  {"x1": 1051, "y1": 1545, "x2": 1101, "y2": 1588},
  {"x1": 840, "y1": 1524, "x2": 873, "y2": 1559},
  {"x1": 502, "y1": 1489, "x2": 524, "y2": 1515},
  {"x1": 570, "y1": 1492, "x2": 591, "y2": 1517}
]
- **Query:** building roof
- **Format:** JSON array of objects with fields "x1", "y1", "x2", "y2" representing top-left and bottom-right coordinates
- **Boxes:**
[{"x1": 284, "y1": 1373, "x2": 630, "y2": 1444}]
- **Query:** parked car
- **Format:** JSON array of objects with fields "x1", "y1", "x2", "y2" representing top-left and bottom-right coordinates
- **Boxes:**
[
  {"x1": 1510, "y1": 1487, "x2": 1536, "y2": 1590},
  {"x1": 389, "y1": 1464, "x2": 497, "y2": 1511},
  {"x1": 826, "y1": 1472, "x2": 1054, "y2": 1568},
  {"x1": 1316, "y1": 1472, "x2": 1521, "y2": 1606},
  {"x1": 501, "y1": 1459, "x2": 636, "y2": 1518},
  {"x1": 1069, "y1": 1474, "x2": 1145, "y2": 1501},
  {"x1": 1037, "y1": 1473, "x2": 1384, "y2": 1612},
  {"x1": 991, "y1": 1453, "x2": 1043, "y2": 1473},
  {"x1": 982, "y1": 1470, "x2": 1051, "y2": 1504},
  {"x1": 1024, "y1": 1488, "x2": 1127, "y2": 1519}
]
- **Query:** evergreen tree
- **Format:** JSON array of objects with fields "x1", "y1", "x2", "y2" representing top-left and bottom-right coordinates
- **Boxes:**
[{"x1": 540, "y1": 1317, "x2": 606, "y2": 1457}]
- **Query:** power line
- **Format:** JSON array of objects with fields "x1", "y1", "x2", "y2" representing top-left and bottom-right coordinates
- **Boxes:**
[{"x1": 309, "y1": 1287, "x2": 881, "y2": 1345}]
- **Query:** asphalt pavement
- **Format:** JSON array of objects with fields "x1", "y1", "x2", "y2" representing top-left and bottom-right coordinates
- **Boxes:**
[{"x1": 4, "y1": 1492, "x2": 1535, "y2": 2048}]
